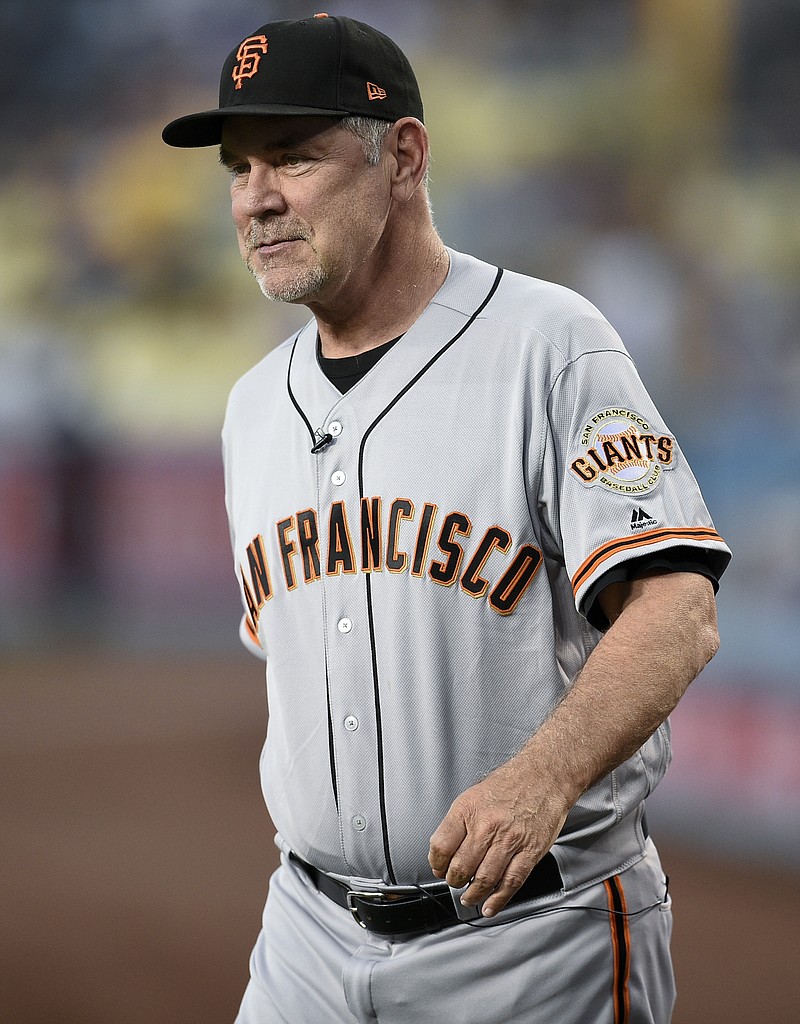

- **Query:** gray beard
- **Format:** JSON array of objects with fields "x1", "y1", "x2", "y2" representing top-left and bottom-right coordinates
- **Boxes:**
[{"x1": 248, "y1": 260, "x2": 328, "y2": 304}]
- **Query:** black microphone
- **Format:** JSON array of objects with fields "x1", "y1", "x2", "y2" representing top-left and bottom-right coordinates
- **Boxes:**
[{"x1": 311, "y1": 430, "x2": 334, "y2": 453}]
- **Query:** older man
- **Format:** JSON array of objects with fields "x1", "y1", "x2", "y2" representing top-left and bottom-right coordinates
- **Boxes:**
[{"x1": 164, "y1": 14, "x2": 730, "y2": 1024}]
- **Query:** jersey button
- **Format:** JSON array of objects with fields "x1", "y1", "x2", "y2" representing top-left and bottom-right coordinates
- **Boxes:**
[
  {"x1": 338, "y1": 618, "x2": 353, "y2": 634},
  {"x1": 351, "y1": 815, "x2": 367, "y2": 832},
  {"x1": 331, "y1": 470, "x2": 346, "y2": 486},
  {"x1": 328, "y1": 421, "x2": 343, "y2": 437},
  {"x1": 344, "y1": 715, "x2": 359, "y2": 731}
]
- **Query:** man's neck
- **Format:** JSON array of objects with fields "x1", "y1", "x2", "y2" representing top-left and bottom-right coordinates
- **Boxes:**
[{"x1": 311, "y1": 232, "x2": 450, "y2": 359}]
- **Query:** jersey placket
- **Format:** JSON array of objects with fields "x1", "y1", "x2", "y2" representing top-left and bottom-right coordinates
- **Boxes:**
[
  {"x1": 282, "y1": 264, "x2": 506, "y2": 883},
  {"x1": 313, "y1": 403, "x2": 393, "y2": 880}
]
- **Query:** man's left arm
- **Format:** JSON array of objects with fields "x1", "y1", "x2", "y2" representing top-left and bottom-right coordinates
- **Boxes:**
[{"x1": 428, "y1": 571, "x2": 720, "y2": 917}]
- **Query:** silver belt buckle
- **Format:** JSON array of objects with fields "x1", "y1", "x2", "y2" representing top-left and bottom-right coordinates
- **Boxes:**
[{"x1": 345, "y1": 889, "x2": 385, "y2": 929}]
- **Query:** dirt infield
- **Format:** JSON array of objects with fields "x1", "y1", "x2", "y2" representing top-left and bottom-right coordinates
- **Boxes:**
[{"x1": 3, "y1": 651, "x2": 799, "y2": 1023}]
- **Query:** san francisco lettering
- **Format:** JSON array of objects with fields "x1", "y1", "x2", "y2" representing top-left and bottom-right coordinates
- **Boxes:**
[{"x1": 240, "y1": 498, "x2": 543, "y2": 636}]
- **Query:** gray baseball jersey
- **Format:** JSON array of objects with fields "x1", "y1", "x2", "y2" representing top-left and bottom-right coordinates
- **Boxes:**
[{"x1": 222, "y1": 247, "x2": 730, "y2": 891}]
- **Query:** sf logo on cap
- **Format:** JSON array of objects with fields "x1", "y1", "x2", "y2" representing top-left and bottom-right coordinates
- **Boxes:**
[{"x1": 232, "y1": 35, "x2": 269, "y2": 90}]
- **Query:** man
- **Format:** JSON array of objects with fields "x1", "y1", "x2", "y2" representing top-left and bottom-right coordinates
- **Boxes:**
[{"x1": 163, "y1": 14, "x2": 731, "y2": 1024}]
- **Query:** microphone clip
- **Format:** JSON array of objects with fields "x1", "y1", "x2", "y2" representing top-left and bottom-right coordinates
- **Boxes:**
[{"x1": 311, "y1": 429, "x2": 334, "y2": 454}]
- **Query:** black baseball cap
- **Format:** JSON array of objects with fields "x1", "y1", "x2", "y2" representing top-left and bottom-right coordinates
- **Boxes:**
[{"x1": 162, "y1": 13, "x2": 424, "y2": 148}]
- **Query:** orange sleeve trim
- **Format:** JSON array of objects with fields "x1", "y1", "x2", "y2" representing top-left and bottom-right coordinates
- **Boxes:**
[{"x1": 572, "y1": 526, "x2": 725, "y2": 596}]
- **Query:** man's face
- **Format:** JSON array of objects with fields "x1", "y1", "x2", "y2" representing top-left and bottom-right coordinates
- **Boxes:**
[{"x1": 220, "y1": 116, "x2": 392, "y2": 307}]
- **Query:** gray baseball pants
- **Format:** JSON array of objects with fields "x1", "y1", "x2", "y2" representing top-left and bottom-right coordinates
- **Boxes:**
[{"x1": 235, "y1": 838, "x2": 675, "y2": 1023}]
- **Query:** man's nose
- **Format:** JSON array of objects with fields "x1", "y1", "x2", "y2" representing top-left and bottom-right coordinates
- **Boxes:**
[{"x1": 236, "y1": 165, "x2": 288, "y2": 217}]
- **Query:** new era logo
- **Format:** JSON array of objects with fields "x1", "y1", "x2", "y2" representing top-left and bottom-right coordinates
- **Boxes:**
[
  {"x1": 366, "y1": 82, "x2": 387, "y2": 101},
  {"x1": 631, "y1": 507, "x2": 658, "y2": 532}
]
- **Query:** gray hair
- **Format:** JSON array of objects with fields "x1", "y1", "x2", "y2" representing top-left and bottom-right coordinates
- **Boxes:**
[
  {"x1": 340, "y1": 116, "x2": 395, "y2": 166},
  {"x1": 340, "y1": 116, "x2": 432, "y2": 201}
]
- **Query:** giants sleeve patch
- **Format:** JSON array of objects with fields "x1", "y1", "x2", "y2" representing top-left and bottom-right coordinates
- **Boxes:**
[{"x1": 569, "y1": 408, "x2": 675, "y2": 494}]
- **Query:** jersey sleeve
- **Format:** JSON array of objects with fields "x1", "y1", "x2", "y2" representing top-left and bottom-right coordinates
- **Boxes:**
[
  {"x1": 580, "y1": 548, "x2": 725, "y2": 630},
  {"x1": 222, "y1": 417, "x2": 269, "y2": 663},
  {"x1": 239, "y1": 612, "x2": 267, "y2": 660},
  {"x1": 542, "y1": 343, "x2": 731, "y2": 624}
]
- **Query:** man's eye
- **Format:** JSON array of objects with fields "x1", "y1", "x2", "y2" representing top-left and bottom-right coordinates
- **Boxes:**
[
  {"x1": 283, "y1": 154, "x2": 304, "y2": 167},
  {"x1": 228, "y1": 164, "x2": 249, "y2": 178}
]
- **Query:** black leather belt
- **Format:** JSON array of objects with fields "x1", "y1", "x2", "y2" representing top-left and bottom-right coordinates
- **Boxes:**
[{"x1": 290, "y1": 852, "x2": 563, "y2": 935}]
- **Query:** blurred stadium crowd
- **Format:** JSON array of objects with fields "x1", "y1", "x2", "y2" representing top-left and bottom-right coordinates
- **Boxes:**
[{"x1": 1, "y1": 0, "x2": 798, "y2": 859}]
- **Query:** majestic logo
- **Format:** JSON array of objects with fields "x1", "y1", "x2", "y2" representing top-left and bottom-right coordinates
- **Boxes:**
[
  {"x1": 366, "y1": 82, "x2": 387, "y2": 101},
  {"x1": 570, "y1": 408, "x2": 674, "y2": 494},
  {"x1": 630, "y1": 507, "x2": 659, "y2": 532},
  {"x1": 232, "y1": 36, "x2": 269, "y2": 90}
]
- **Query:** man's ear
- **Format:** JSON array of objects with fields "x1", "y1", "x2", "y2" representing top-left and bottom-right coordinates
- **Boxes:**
[{"x1": 389, "y1": 117, "x2": 429, "y2": 201}]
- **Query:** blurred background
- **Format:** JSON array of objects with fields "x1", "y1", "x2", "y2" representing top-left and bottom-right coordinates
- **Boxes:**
[{"x1": 1, "y1": 1, "x2": 798, "y2": 1021}]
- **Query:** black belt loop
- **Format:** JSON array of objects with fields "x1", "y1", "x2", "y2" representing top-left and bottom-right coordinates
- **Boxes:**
[{"x1": 289, "y1": 851, "x2": 563, "y2": 937}]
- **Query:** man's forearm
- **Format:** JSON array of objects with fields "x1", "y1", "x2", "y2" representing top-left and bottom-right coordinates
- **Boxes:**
[
  {"x1": 514, "y1": 571, "x2": 720, "y2": 807},
  {"x1": 428, "y1": 571, "x2": 720, "y2": 916}
]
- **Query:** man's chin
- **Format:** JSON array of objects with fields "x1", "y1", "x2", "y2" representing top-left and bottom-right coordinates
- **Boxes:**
[{"x1": 252, "y1": 267, "x2": 326, "y2": 304}]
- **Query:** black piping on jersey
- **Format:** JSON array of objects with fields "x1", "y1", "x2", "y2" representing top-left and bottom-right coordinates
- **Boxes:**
[
  {"x1": 358, "y1": 266, "x2": 504, "y2": 883},
  {"x1": 285, "y1": 267, "x2": 504, "y2": 884},
  {"x1": 286, "y1": 330, "x2": 315, "y2": 440},
  {"x1": 324, "y1": 658, "x2": 339, "y2": 811},
  {"x1": 286, "y1": 331, "x2": 342, "y2": 810}
]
